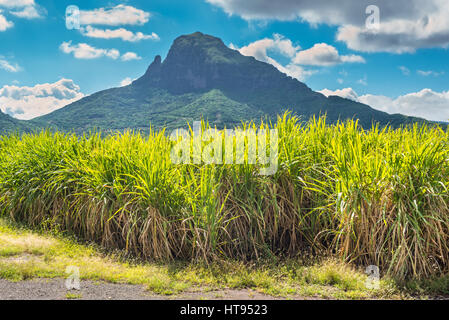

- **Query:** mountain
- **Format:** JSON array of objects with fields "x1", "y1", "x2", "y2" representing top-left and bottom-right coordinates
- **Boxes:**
[
  {"x1": 12, "y1": 32, "x2": 426, "y2": 134},
  {"x1": 0, "y1": 109, "x2": 37, "y2": 134}
]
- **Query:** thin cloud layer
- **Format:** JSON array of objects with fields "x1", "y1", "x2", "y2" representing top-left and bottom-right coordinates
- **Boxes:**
[
  {"x1": 9, "y1": 5, "x2": 40, "y2": 19},
  {"x1": 417, "y1": 70, "x2": 445, "y2": 77},
  {"x1": 80, "y1": 26, "x2": 159, "y2": 42},
  {"x1": 59, "y1": 41, "x2": 139, "y2": 62},
  {"x1": 0, "y1": 79, "x2": 84, "y2": 120},
  {"x1": 0, "y1": 57, "x2": 21, "y2": 72}
]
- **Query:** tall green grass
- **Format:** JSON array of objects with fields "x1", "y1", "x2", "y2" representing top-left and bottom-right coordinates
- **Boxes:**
[{"x1": 0, "y1": 113, "x2": 448, "y2": 280}]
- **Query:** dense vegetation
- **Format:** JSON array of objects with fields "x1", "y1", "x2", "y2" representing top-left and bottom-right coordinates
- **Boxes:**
[
  {"x1": 0, "y1": 113, "x2": 448, "y2": 282},
  {"x1": 0, "y1": 110, "x2": 37, "y2": 134}
]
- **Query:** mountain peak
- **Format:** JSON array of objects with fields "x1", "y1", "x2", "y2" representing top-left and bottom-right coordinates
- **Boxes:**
[
  {"x1": 153, "y1": 55, "x2": 162, "y2": 64},
  {"x1": 173, "y1": 31, "x2": 224, "y2": 46},
  {"x1": 188, "y1": 31, "x2": 205, "y2": 37},
  {"x1": 29, "y1": 32, "x2": 426, "y2": 134},
  {"x1": 134, "y1": 31, "x2": 307, "y2": 95},
  {"x1": 137, "y1": 54, "x2": 162, "y2": 83},
  {"x1": 164, "y1": 31, "x2": 230, "y2": 66}
]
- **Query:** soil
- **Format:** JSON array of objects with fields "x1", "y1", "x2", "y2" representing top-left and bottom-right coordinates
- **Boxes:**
[{"x1": 0, "y1": 278, "x2": 311, "y2": 300}]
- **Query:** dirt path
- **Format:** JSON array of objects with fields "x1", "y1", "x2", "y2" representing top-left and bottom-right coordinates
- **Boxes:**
[
  {"x1": 1, "y1": 278, "x2": 448, "y2": 300},
  {"x1": 0, "y1": 278, "x2": 291, "y2": 300}
]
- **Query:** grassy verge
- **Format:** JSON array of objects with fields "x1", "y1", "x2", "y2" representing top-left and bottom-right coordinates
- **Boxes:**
[{"x1": 0, "y1": 217, "x2": 406, "y2": 299}]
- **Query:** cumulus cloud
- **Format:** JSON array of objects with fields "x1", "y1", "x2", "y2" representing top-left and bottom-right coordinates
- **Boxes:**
[
  {"x1": 235, "y1": 34, "x2": 310, "y2": 80},
  {"x1": 234, "y1": 34, "x2": 363, "y2": 81},
  {"x1": 319, "y1": 87, "x2": 449, "y2": 122},
  {"x1": 0, "y1": 57, "x2": 21, "y2": 72},
  {"x1": 0, "y1": 79, "x2": 84, "y2": 120},
  {"x1": 121, "y1": 52, "x2": 141, "y2": 61},
  {"x1": 60, "y1": 41, "x2": 120, "y2": 60},
  {"x1": 206, "y1": 0, "x2": 449, "y2": 53},
  {"x1": 0, "y1": 0, "x2": 44, "y2": 20},
  {"x1": 80, "y1": 26, "x2": 159, "y2": 42},
  {"x1": 0, "y1": 11, "x2": 13, "y2": 31},
  {"x1": 60, "y1": 41, "x2": 141, "y2": 62},
  {"x1": 9, "y1": 5, "x2": 40, "y2": 19},
  {"x1": 79, "y1": 5, "x2": 150, "y2": 26},
  {"x1": 359, "y1": 89, "x2": 449, "y2": 121},
  {"x1": 238, "y1": 34, "x2": 299, "y2": 59},
  {"x1": 120, "y1": 77, "x2": 133, "y2": 86},
  {"x1": 319, "y1": 88, "x2": 359, "y2": 101},
  {"x1": 293, "y1": 43, "x2": 365, "y2": 66}
]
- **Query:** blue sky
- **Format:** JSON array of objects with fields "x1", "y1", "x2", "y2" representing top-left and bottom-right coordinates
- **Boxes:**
[{"x1": 1, "y1": 0, "x2": 449, "y2": 121}]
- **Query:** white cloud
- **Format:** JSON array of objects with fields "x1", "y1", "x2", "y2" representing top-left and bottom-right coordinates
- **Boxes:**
[
  {"x1": 9, "y1": 5, "x2": 40, "y2": 19},
  {"x1": 319, "y1": 87, "x2": 449, "y2": 122},
  {"x1": 79, "y1": 5, "x2": 150, "y2": 26},
  {"x1": 121, "y1": 52, "x2": 141, "y2": 61},
  {"x1": 417, "y1": 70, "x2": 445, "y2": 77},
  {"x1": 60, "y1": 41, "x2": 120, "y2": 60},
  {"x1": 319, "y1": 88, "x2": 359, "y2": 102},
  {"x1": 0, "y1": 57, "x2": 20, "y2": 72},
  {"x1": 80, "y1": 26, "x2": 159, "y2": 42},
  {"x1": 236, "y1": 34, "x2": 310, "y2": 80},
  {"x1": 0, "y1": 78, "x2": 84, "y2": 120},
  {"x1": 399, "y1": 66, "x2": 410, "y2": 75},
  {"x1": 234, "y1": 34, "x2": 362, "y2": 81},
  {"x1": 0, "y1": 0, "x2": 43, "y2": 19},
  {"x1": 292, "y1": 43, "x2": 365, "y2": 66},
  {"x1": 0, "y1": 0, "x2": 35, "y2": 7},
  {"x1": 0, "y1": 11, "x2": 13, "y2": 31},
  {"x1": 206, "y1": 0, "x2": 449, "y2": 53},
  {"x1": 60, "y1": 41, "x2": 140, "y2": 62},
  {"x1": 335, "y1": 9, "x2": 449, "y2": 54},
  {"x1": 120, "y1": 77, "x2": 133, "y2": 86},
  {"x1": 238, "y1": 34, "x2": 299, "y2": 59},
  {"x1": 360, "y1": 89, "x2": 449, "y2": 121}
]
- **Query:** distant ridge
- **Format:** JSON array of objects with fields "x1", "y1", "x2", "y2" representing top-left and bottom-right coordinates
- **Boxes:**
[{"x1": 0, "y1": 109, "x2": 36, "y2": 133}]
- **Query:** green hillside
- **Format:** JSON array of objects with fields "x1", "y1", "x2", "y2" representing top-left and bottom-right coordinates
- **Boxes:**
[
  {"x1": 4, "y1": 32, "x2": 427, "y2": 134},
  {"x1": 0, "y1": 110, "x2": 37, "y2": 134}
]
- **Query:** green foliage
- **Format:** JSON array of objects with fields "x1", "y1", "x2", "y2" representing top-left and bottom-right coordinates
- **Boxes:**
[
  {"x1": 0, "y1": 113, "x2": 448, "y2": 282},
  {"x1": 0, "y1": 110, "x2": 37, "y2": 134}
]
